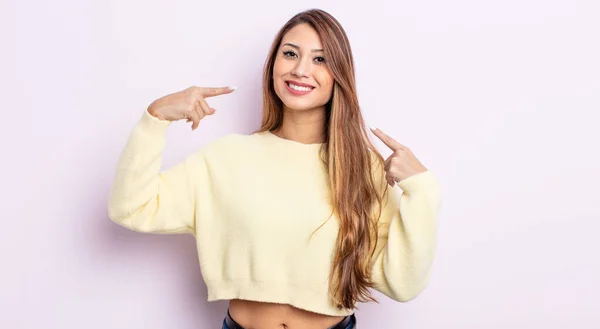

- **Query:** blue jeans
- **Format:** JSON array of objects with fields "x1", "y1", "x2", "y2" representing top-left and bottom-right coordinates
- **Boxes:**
[{"x1": 222, "y1": 315, "x2": 356, "y2": 329}]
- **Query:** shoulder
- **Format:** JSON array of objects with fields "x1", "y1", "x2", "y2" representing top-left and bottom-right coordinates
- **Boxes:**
[
  {"x1": 204, "y1": 132, "x2": 248, "y2": 148},
  {"x1": 198, "y1": 131, "x2": 265, "y2": 157}
]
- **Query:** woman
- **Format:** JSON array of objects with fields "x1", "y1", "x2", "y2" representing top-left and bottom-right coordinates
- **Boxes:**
[{"x1": 108, "y1": 9, "x2": 442, "y2": 329}]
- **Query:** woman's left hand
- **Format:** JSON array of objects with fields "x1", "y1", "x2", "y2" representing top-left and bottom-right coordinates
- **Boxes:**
[{"x1": 370, "y1": 127, "x2": 428, "y2": 187}]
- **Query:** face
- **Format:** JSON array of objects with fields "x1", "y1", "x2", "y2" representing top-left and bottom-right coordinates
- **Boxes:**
[{"x1": 272, "y1": 23, "x2": 335, "y2": 112}]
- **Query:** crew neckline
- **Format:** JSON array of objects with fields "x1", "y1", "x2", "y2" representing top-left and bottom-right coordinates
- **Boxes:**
[{"x1": 261, "y1": 131, "x2": 324, "y2": 148}]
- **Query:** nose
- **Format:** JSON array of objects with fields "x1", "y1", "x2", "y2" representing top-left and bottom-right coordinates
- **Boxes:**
[{"x1": 291, "y1": 57, "x2": 311, "y2": 78}]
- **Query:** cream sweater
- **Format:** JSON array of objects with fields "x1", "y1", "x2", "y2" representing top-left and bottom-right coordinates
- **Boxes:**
[{"x1": 108, "y1": 110, "x2": 442, "y2": 316}]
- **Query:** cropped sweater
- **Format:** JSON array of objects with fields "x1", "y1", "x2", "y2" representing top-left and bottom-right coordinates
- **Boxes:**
[{"x1": 108, "y1": 109, "x2": 442, "y2": 316}]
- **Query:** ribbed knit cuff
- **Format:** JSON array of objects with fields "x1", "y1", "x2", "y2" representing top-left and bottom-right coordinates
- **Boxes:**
[
  {"x1": 396, "y1": 170, "x2": 439, "y2": 194},
  {"x1": 138, "y1": 108, "x2": 171, "y2": 135}
]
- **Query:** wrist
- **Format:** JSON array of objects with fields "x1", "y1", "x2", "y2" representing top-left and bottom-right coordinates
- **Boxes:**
[
  {"x1": 147, "y1": 105, "x2": 166, "y2": 121},
  {"x1": 140, "y1": 107, "x2": 171, "y2": 134}
]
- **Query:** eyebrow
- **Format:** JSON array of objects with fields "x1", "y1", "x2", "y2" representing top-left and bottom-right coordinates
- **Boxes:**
[{"x1": 282, "y1": 43, "x2": 323, "y2": 53}]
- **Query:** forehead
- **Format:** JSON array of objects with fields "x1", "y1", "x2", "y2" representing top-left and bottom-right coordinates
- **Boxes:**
[{"x1": 280, "y1": 23, "x2": 323, "y2": 49}]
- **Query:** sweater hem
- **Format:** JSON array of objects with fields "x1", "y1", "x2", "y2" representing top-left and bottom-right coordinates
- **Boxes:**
[
  {"x1": 205, "y1": 279, "x2": 354, "y2": 317},
  {"x1": 139, "y1": 108, "x2": 171, "y2": 135},
  {"x1": 397, "y1": 170, "x2": 439, "y2": 194}
]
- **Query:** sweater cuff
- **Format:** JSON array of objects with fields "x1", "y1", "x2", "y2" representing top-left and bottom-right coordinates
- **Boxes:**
[
  {"x1": 396, "y1": 170, "x2": 439, "y2": 194},
  {"x1": 138, "y1": 108, "x2": 172, "y2": 135}
]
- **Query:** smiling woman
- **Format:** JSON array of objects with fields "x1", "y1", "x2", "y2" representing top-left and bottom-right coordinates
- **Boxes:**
[
  {"x1": 108, "y1": 8, "x2": 441, "y2": 329},
  {"x1": 272, "y1": 25, "x2": 334, "y2": 111}
]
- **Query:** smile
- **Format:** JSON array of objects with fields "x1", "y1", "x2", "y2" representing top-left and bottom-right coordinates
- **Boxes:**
[{"x1": 285, "y1": 81, "x2": 315, "y2": 95}]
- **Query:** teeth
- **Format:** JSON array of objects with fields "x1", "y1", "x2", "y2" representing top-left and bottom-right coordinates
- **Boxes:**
[{"x1": 288, "y1": 83, "x2": 313, "y2": 92}]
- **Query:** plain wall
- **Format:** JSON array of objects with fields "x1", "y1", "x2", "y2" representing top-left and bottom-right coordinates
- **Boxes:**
[{"x1": 5, "y1": 0, "x2": 600, "y2": 327}]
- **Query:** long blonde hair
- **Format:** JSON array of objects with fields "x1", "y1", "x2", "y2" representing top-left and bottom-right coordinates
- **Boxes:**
[{"x1": 255, "y1": 9, "x2": 388, "y2": 310}]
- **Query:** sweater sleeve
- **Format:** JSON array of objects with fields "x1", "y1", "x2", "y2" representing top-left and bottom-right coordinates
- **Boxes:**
[
  {"x1": 370, "y1": 169, "x2": 442, "y2": 302},
  {"x1": 107, "y1": 109, "x2": 204, "y2": 235}
]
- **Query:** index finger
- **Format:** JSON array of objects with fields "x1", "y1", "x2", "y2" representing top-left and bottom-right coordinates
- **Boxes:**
[
  {"x1": 370, "y1": 127, "x2": 404, "y2": 151},
  {"x1": 200, "y1": 86, "x2": 237, "y2": 98}
]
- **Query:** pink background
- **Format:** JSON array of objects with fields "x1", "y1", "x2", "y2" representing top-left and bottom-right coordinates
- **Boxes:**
[{"x1": 7, "y1": 0, "x2": 600, "y2": 328}]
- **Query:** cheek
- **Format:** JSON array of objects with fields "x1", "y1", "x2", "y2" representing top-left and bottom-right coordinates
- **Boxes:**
[
  {"x1": 272, "y1": 59, "x2": 285, "y2": 95},
  {"x1": 273, "y1": 56, "x2": 294, "y2": 78},
  {"x1": 272, "y1": 58, "x2": 281, "y2": 75},
  {"x1": 316, "y1": 71, "x2": 334, "y2": 94}
]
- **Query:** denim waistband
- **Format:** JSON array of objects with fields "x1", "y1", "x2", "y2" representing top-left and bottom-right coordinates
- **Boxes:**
[{"x1": 223, "y1": 308, "x2": 356, "y2": 329}]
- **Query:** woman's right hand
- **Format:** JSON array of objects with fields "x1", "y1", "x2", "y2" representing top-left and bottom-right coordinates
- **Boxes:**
[{"x1": 147, "y1": 86, "x2": 236, "y2": 130}]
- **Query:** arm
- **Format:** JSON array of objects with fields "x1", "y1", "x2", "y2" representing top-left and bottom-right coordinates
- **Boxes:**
[
  {"x1": 107, "y1": 109, "x2": 203, "y2": 235},
  {"x1": 370, "y1": 170, "x2": 442, "y2": 301}
]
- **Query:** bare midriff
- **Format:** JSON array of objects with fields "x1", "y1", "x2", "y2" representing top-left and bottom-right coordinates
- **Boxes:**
[{"x1": 228, "y1": 299, "x2": 346, "y2": 329}]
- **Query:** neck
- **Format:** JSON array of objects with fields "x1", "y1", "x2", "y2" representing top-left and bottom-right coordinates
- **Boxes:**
[{"x1": 273, "y1": 105, "x2": 326, "y2": 144}]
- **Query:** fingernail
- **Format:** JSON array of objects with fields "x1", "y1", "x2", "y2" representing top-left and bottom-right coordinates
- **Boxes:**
[
  {"x1": 370, "y1": 126, "x2": 378, "y2": 131},
  {"x1": 228, "y1": 85, "x2": 238, "y2": 90}
]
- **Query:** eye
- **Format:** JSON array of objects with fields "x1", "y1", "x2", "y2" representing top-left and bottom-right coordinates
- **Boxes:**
[
  {"x1": 314, "y1": 56, "x2": 326, "y2": 64},
  {"x1": 282, "y1": 50, "x2": 297, "y2": 58}
]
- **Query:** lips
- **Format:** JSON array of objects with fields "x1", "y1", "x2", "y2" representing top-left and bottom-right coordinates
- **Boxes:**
[
  {"x1": 286, "y1": 80, "x2": 315, "y2": 88},
  {"x1": 285, "y1": 80, "x2": 315, "y2": 96}
]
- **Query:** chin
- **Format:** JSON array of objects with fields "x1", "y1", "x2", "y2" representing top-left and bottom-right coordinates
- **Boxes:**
[{"x1": 281, "y1": 99, "x2": 318, "y2": 111}]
